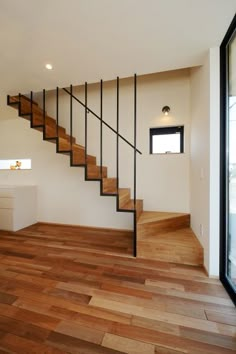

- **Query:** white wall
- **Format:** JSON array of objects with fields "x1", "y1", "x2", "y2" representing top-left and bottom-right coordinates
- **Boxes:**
[
  {"x1": 190, "y1": 56, "x2": 210, "y2": 272},
  {"x1": 190, "y1": 48, "x2": 220, "y2": 277},
  {"x1": 0, "y1": 69, "x2": 191, "y2": 229},
  {"x1": 137, "y1": 70, "x2": 190, "y2": 212},
  {"x1": 209, "y1": 48, "x2": 220, "y2": 277},
  {"x1": 0, "y1": 100, "x2": 132, "y2": 230}
]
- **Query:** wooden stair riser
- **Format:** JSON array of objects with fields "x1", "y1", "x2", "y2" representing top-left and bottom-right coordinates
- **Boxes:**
[
  {"x1": 119, "y1": 188, "x2": 131, "y2": 209},
  {"x1": 45, "y1": 123, "x2": 66, "y2": 139},
  {"x1": 135, "y1": 200, "x2": 143, "y2": 220},
  {"x1": 20, "y1": 105, "x2": 43, "y2": 118},
  {"x1": 102, "y1": 178, "x2": 118, "y2": 195},
  {"x1": 138, "y1": 214, "x2": 190, "y2": 237},
  {"x1": 87, "y1": 165, "x2": 107, "y2": 179},
  {"x1": 72, "y1": 150, "x2": 96, "y2": 165}
]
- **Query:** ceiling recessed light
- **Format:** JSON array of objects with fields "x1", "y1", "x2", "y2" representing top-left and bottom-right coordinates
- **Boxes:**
[{"x1": 45, "y1": 64, "x2": 53, "y2": 70}]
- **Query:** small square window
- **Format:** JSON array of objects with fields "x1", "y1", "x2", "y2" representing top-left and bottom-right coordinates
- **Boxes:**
[{"x1": 150, "y1": 126, "x2": 184, "y2": 154}]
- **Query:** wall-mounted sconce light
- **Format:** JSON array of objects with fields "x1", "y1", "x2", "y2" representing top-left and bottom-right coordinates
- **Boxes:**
[{"x1": 162, "y1": 106, "x2": 170, "y2": 115}]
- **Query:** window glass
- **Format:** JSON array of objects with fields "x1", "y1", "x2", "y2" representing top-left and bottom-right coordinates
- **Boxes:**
[
  {"x1": 0, "y1": 159, "x2": 31, "y2": 170},
  {"x1": 227, "y1": 33, "x2": 236, "y2": 290},
  {"x1": 150, "y1": 126, "x2": 184, "y2": 154}
]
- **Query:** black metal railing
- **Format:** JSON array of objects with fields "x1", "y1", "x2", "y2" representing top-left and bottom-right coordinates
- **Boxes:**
[
  {"x1": 62, "y1": 86, "x2": 141, "y2": 154},
  {"x1": 63, "y1": 76, "x2": 140, "y2": 256}
]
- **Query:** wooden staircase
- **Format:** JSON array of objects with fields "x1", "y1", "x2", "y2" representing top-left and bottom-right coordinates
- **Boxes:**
[
  {"x1": 7, "y1": 95, "x2": 143, "y2": 218},
  {"x1": 7, "y1": 94, "x2": 203, "y2": 266}
]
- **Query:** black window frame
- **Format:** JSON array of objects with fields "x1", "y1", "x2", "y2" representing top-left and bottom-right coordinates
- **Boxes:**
[
  {"x1": 149, "y1": 126, "x2": 184, "y2": 154},
  {"x1": 220, "y1": 13, "x2": 236, "y2": 306}
]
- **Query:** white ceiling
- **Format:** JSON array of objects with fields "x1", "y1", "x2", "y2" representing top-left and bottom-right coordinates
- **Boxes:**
[{"x1": 0, "y1": 0, "x2": 235, "y2": 94}]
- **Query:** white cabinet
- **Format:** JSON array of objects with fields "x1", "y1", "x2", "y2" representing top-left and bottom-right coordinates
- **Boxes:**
[{"x1": 0, "y1": 185, "x2": 37, "y2": 231}]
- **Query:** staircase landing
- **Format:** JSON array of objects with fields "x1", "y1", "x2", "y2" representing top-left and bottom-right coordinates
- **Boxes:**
[{"x1": 137, "y1": 211, "x2": 203, "y2": 266}]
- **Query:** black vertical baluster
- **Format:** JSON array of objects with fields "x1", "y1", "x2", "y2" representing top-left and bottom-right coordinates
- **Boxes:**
[
  {"x1": 43, "y1": 89, "x2": 46, "y2": 139},
  {"x1": 116, "y1": 77, "x2": 120, "y2": 208},
  {"x1": 85, "y1": 82, "x2": 88, "y2": 165},
  {"x1": 100, "y1": 80, "x2": 103, "y2": 181},
  {"x1": 70, "y1": 85, "x2": 73, "y2": 149},
  {"x1": 134, "y1": 74, "x2": 137, "y2": 206},
  {"x1": 30, "y1": 91, "x2": 33, "y2": 127},
  {"x1": 133, "y1": 74, "x2": 137, "y2": 257},
  {"x1": 18, "y1": 93, "x2": 21, "y2": 116},
  {"x1": 56, "y1": 87, "x2": 59, "y2": 138}
]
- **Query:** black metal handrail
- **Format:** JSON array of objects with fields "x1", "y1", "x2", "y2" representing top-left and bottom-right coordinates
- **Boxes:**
[{"x1": 63, "y1": 87, "x2": 142, "y2": 155}]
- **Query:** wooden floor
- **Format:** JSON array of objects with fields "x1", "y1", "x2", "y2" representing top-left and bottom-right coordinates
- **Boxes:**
[{"x1": 0, "y1": 223, "x2": 235, "y2": 353}]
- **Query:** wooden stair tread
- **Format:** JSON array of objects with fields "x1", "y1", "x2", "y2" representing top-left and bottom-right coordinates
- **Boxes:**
[
  {"x1": 119, "y1": 188, "x2": 130, "y2": 193},
  {"x1": 138, "y1": 211, "x2": 190, "y2": 225},
  {"x1": 58, "y1": 138, "x2": 83, "y2": 151}
]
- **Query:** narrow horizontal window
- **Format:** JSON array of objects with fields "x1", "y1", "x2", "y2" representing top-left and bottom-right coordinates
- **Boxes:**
[
  {"x1": 0, "y1": 159, "x2": 31, "y2": 170},
  {"x1": 150, "y1": 126, "x2": 184, "y2": 154}
]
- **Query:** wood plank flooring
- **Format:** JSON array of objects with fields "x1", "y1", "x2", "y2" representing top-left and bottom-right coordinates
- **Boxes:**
[{"x1": 0, "y1": 223, "x2": 235, "y2": 353}]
